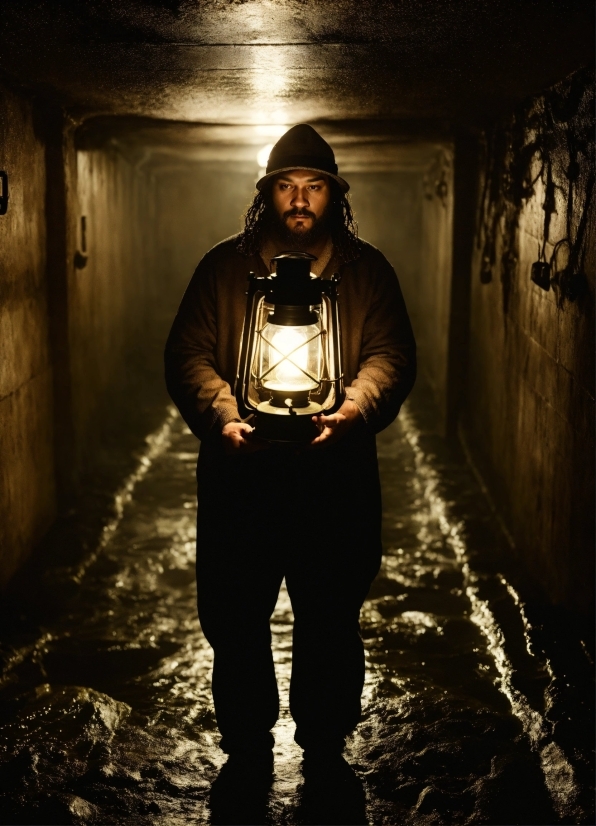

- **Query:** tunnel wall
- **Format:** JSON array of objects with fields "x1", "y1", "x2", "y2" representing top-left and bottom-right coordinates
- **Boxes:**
[
  {"x1": 342, "y1": 163, "x2": 452, "y2": 433},
  {"x1": 0, "y1": 86, "x2": 56, "y2": 587},
  {"x1": 0, "y1": 141, "x2": 270, "y2": 588},
  {"x1": 71, "y1": 147, "x2": 162, "y2": 476},
  {"x1": 347, "y1": 170, "x2": 423, "y2": 338},
  {"x1": 154, "y1": 161, "x2": 259, "y2": 297},
  {"x1": 342, "y1": 170, "x2": 422, "y2": 300},
  {"x1": 417, "y1": 151, "x2": 454, "y2": 432},
  {"x1": 0, "y1": 88, "x2": 183, "y2": 588},
  {"x1": 462, "y1": 69, "x2": 595, "y2": 613}
]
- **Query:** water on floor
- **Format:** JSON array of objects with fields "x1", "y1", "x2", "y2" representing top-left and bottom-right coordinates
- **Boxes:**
[{"x1": 0, "y1": 400, "x2": 593, "y2": 825}]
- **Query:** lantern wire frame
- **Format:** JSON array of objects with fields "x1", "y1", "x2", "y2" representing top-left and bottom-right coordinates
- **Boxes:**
[
  {"x1": 235, "y1": 271, "x2": 345, "y2": 419},
  {"x1": 255, "y1": 323, "x2": 324, "y2": 388}
]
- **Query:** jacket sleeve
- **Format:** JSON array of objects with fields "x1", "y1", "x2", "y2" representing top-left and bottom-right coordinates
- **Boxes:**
[
  {"x1": 344, "y1": 253, "x2": 417, "y2": 433},
  {"x1": 164, "y1": 252, "x2": 242, "y2": 441}
]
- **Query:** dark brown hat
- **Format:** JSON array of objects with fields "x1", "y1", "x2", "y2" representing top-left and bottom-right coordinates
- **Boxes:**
[{"x1": 256, "y1": 124, "x2": 349, "y2": 192}]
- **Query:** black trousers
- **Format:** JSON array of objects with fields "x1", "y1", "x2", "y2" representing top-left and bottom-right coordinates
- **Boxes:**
[{"x1": 196, "y1": 436, "x2": 382, "y2": 753}]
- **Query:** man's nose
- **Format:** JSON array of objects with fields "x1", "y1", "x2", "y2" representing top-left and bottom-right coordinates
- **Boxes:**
[{"x1": 291, "y1": 188, "x2": 310, "y2": 207}]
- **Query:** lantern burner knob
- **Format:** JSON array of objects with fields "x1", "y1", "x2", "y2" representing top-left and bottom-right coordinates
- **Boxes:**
[{"x1": 268, "y1": 389, "x2": 311, "y2": 408}]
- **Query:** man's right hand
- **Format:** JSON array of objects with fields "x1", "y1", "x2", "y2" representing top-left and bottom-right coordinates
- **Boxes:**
[{"x1": 221, "y1": 421, "x2": 268, "y2": 455}]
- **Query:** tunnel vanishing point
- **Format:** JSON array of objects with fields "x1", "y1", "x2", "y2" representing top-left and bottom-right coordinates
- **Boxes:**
[{"x1": 0, "y1": 2, "x2": 594, "y2": 825}]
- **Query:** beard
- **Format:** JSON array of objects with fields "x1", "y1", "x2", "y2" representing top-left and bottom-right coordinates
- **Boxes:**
[{"x1": 268, "y1": 205, "x2": 331, "y2": 250}]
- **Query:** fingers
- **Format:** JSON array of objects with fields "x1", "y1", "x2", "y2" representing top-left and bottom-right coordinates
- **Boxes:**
[
  {"x1": 311, "y1": 428, "x2": 338, "y2": 447},
  {"x1": 222, "y1": 422, "x2": 255, "y2": 454},
  {"x1": 310, "y1": 411, "x2": 348, "y2": 448},
  {"x1": 314, "y1": 413, "x2": 339, "y2": 425},
  {"x1": 238, "y1": 427, "x2": 270, "y2": 452},
  {"x1": 310, "y1": 420, "x2": 336, "y2": 447},
  {"x1": 222, "y1": 419, "x2": 274, "y2": 455},
  {"x1": 235, "y1": 430, "x2": 255, "y2": 451},
  {"x1": 240, "y1": 436, "x2": 269, "y2": 453}
]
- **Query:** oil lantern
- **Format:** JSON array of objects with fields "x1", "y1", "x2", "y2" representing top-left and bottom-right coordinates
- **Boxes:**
[{"x1": 236, "y1": 251, "x2": 344, "y2": 442}]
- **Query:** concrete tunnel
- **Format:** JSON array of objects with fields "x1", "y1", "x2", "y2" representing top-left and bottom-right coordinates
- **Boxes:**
[{"x1": 0, "y1": 2, "x2": 594, "y2": 824}]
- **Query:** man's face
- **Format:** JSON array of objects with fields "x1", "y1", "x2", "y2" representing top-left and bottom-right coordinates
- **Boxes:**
[{"x1": 270, "y1": 170, "x2": 331, "y2": 247}]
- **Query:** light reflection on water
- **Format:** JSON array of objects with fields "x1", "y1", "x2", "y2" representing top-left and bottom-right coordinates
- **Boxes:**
[
  {"x1": 396, "y1": 406, "x2": 582, "y2": 821},
  {"x1": 0, "y1": 402, "x2": 591, "y2": 825}
]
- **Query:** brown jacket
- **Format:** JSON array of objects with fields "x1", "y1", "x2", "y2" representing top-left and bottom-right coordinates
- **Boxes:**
[{"x1": 164, "y1": 235, "x2": 416, "y2": 445}]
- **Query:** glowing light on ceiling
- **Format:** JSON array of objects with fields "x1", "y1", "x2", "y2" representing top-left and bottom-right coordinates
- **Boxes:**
[
  {"x1": 250, "y1": 46, "x2": 289, "y2": 107},
  {"x1": 257, "y1": 143, "x2": 274, "y2": 168},
  {"x1": 250, "y1": 109, "x2": 289, "y2": 126},
  {"x1": 254, "y1": 124, "x2": 288, "y2": 138}
]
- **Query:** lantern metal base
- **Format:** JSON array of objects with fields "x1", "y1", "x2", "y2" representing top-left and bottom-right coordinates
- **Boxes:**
[{"x1": 255, "y1": 400, "x2": 322, "y2": 443}]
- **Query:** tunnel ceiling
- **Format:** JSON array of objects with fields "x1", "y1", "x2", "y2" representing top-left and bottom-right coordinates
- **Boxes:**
[{"x1": 1, "y1": 0, "x2": 594, "y2": 133}]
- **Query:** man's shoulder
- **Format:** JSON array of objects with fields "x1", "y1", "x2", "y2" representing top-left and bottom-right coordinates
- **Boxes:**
[
  {"x1": 200, "y1": 234, "x2": 248, "y2": 267},
  {"x1": 347, "y1": 238, "x2": 394, "y2": 272}
]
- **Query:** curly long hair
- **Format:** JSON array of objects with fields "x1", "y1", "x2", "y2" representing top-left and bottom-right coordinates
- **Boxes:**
[{"x1": 236, "y1": 178, "x2": 362, "y2": 262}]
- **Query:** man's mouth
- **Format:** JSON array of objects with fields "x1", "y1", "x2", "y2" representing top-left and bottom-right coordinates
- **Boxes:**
[
  {"x1": 273, "y1": 204, "x2": 328, "y2": 247},
  {"x1": 284, "y1": 209, "x2": 316, "y2": 222}
]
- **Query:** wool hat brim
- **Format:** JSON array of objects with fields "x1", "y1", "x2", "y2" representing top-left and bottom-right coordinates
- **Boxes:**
[{"x1": 256, "y1": 165, "x2": 350, "y2": 193}]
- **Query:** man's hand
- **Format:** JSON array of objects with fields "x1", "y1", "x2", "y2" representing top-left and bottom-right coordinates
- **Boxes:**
[
  {"x1": 222, "y1": 422, "x2": 268, "y2": 455},
  {"x1": 310, "y1": 400, "x2": 363, "y2": 448}
]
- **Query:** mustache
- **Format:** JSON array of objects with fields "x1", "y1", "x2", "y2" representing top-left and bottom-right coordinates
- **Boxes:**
[{"x1": 283, "y1": 207, "x2": 317, "y2": 221}]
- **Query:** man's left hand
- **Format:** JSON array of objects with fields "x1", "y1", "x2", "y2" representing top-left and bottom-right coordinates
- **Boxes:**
[{"x1": 310, "y1": 399, "x2": 363, "y2": 448}]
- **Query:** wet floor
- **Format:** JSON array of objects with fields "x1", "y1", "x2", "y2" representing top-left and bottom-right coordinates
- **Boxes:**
[{"x1": 0, "y1": 394, "x2": 593, "y2": 825}]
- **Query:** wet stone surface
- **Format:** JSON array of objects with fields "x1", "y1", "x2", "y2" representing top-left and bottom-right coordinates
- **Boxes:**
[{"x1": 0, "y1": 399, "x2": 593, "y2": 825}]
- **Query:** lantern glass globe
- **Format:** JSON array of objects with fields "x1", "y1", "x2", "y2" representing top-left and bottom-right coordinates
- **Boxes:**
[{"x1": 259, "y1": 322, "x2": 321, "y2": 393}]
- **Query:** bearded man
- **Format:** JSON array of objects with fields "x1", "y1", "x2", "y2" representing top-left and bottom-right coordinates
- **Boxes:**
[{"x1": 164, "y1": 124, "x2": 416, "y2": 768}]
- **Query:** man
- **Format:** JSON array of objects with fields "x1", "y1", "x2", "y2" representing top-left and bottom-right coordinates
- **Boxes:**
[{"x1": 164, "y1": 124, "x2": 416, "y2": 768}]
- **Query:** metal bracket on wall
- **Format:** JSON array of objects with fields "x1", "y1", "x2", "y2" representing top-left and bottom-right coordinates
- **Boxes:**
[
  {"x1": 74, "y1": 251, "x2": 88, "y2": 269},
  {"x1": 0, "y1": 171, "x2": 8, "y2": 215},
  {"x1": 530, "y1": 261, "x2": 551, "y2": 291}
]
